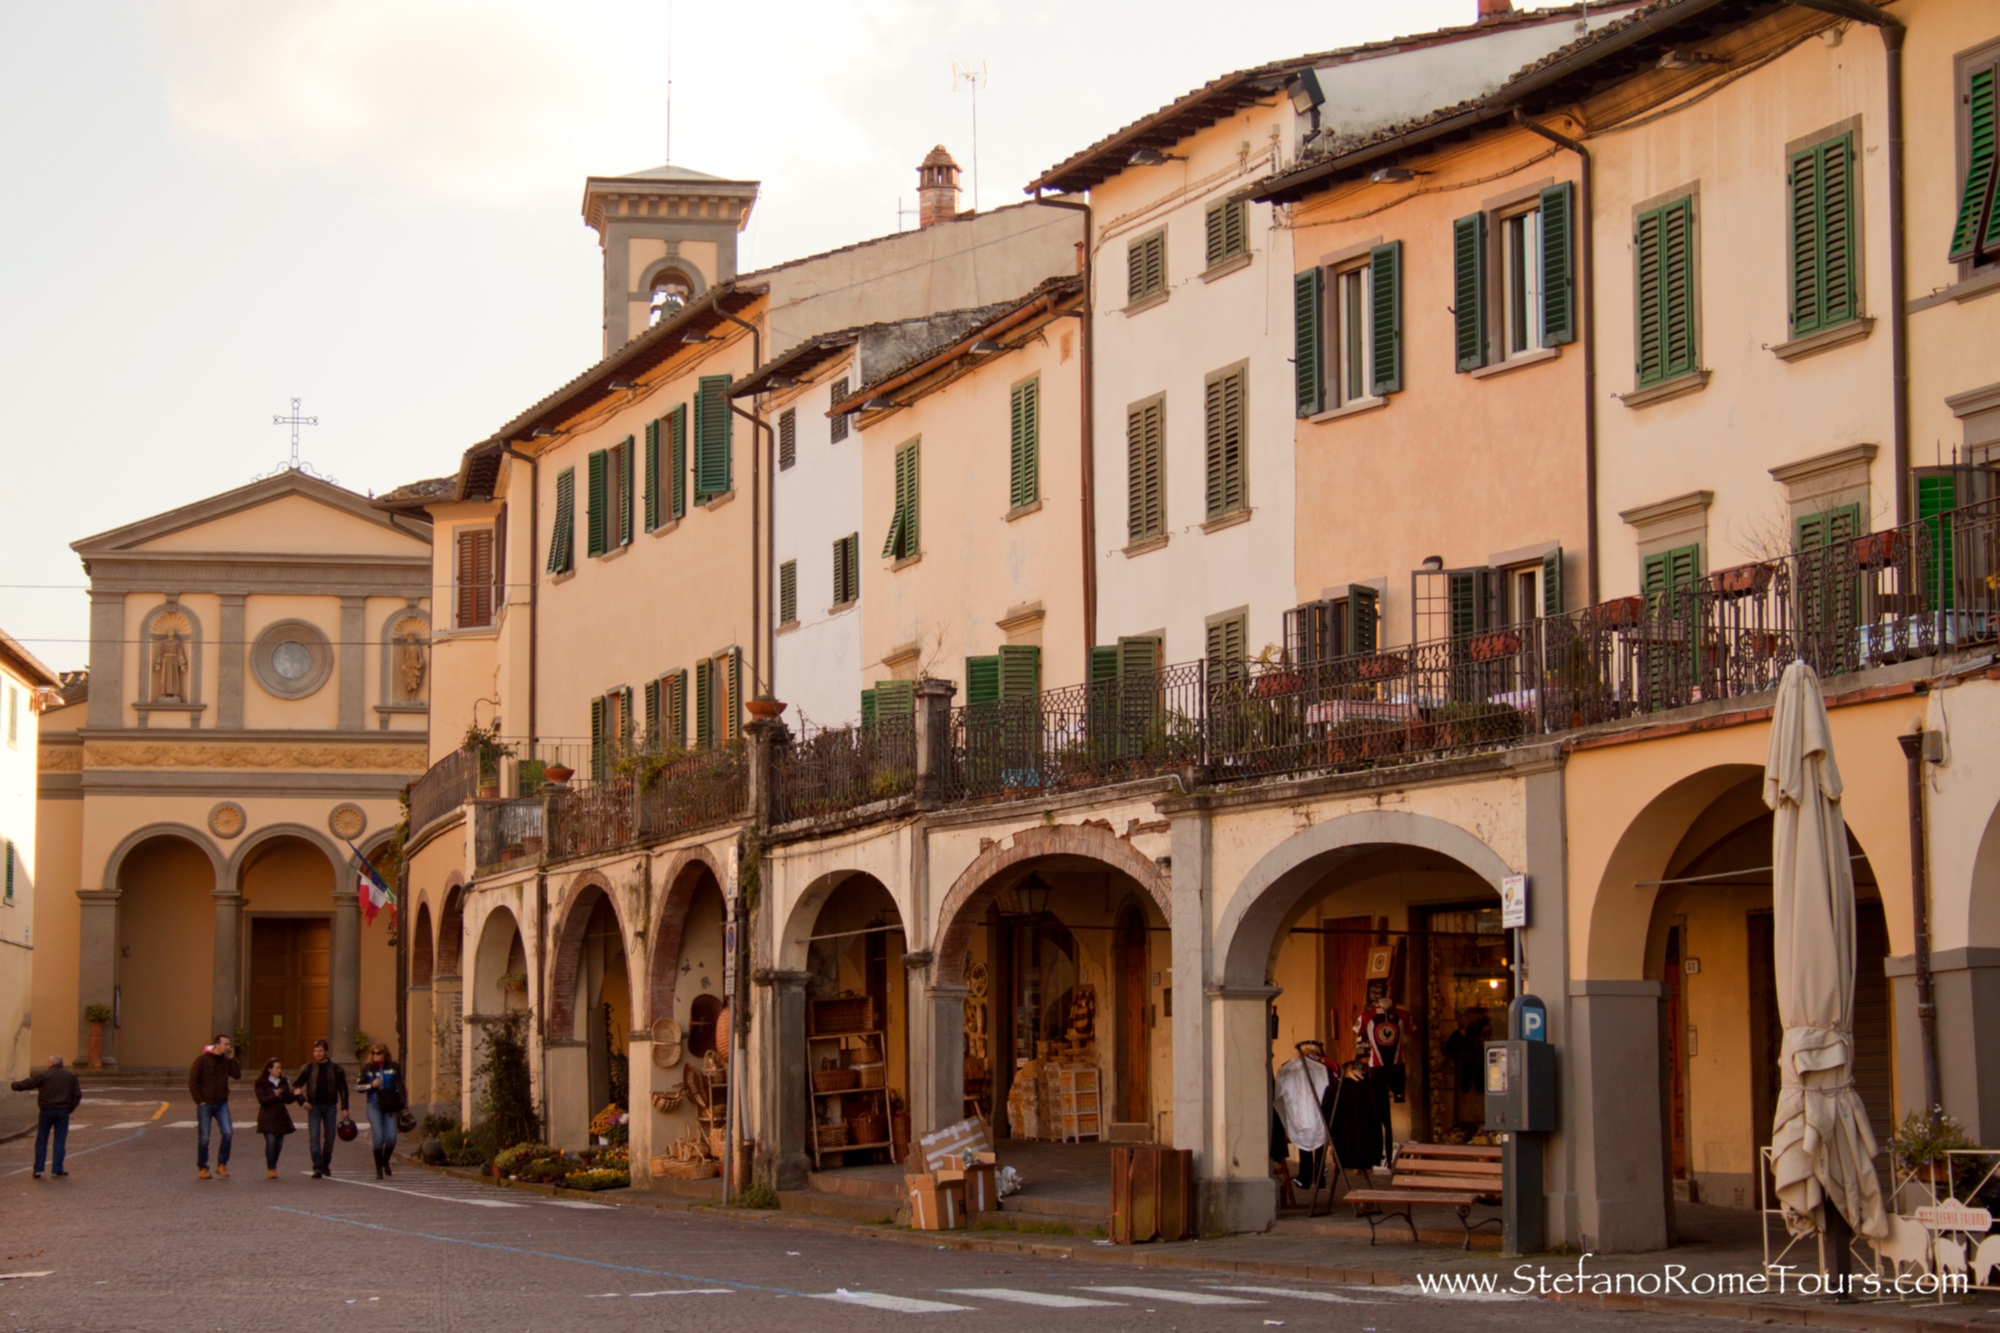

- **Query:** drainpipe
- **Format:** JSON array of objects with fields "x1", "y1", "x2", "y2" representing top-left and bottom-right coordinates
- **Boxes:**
[
  {"x1": 1785, "y1": 1, "x2": 1907, "y2": 522},
  {"x1": 1034, "y1": 194, "x2": 1097, "y2": 668},
  {"x1": 1896, "y1": 731, "x2": 1942, "y2": 1113},
  {"x1": 715, "y1": 311, "x2": 770, "y2": 695},
  {"x1": 502, "y1": 446, "x2": 539, "y2": 746},
  {"x1": 1517, "y1": 113, "x2": 1600, "y2": 605}
]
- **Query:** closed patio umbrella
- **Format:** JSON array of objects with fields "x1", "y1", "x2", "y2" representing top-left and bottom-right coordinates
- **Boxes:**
[{"x1": 1764, "y1": 660, "x2": 1887, "y2": 1241}]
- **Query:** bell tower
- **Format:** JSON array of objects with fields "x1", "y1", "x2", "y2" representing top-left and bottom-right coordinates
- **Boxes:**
[{"x1": 582, "y1": 164, "x2": 761, "y2": 354}]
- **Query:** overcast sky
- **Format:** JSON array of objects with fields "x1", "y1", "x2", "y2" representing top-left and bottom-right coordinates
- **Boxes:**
[{"x1": 0, "y1": 0, "x2": 1571, "y2": 671}]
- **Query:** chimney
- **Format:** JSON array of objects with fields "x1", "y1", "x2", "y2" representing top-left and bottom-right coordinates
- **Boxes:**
[
  {"x1": 1477, "y1": 0, "x2": 1513, "y2": 19},
  {"x1": 918, "y1": 145, "x2": 962, "y2": 227}
]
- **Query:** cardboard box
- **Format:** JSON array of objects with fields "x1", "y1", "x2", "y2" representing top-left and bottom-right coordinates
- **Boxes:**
[
  {"x1": 919, "y1": 1116, "x2": 992, "y2": 1173},
  {"x1": 960, "y1": 1161, "x2": 999, "y2": 1214},
  {"x1": 906, "y1": 1173, "x2": 966, "y2": 1231}
]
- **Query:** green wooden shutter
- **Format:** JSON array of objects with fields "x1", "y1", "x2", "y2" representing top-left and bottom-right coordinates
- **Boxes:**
[
  {"x1": 590, "y1": 694, "x2": 607, "y2": 779},
  {"x1": 1636, "y1": 198, "x2": 1697, "y2": 386},
  {"x1": 1294, "y1": 268, "x2": 1325, "y2": 417},
  {"x1": 694, "y1": 660, "x2": 713, "y2": 749},
  {"x1": 1204, "y1": 370, "x2": 1245, "y2": 518},
  {"x1": 619, "y1": 685, "x2": 635, "y2": 752},
  {"x1": 1345, "y1": 584, "x2": 1379, "y2": 656},
  {"x1": 1918, "y1": 472, "x2": 1960, "y2": 610},
  {"x1": 829, "y1": 376, "x2": 850, "y2": 443},
  {"x1": 643, "y1": 420, "x2": 660, "y2": 531},
  {"x1": 1950, "y1": 65, "x2": 1998, "y2": 263},
  {"x1": 1090, "y1": 645, "x2": 1120, "y2": 682},
  {"x1": 1205, "y1": 200, "x2": 1245, "y2": 268},
  {"x1": 585, "y1": 450, "x2": 608, "y2": 557},
  {"x1": 1368, "y1": 241, "x2": 1402, "y2": 395},
  {"x1": 1790, "y1": 134, "x2": 1858, "y2": 337},
  {"x1": 998, "y1": 645, "x2": 1041, "y2": 699},
  {"x1": 1447, "y1": 572, "x2": 1479, "y2": 638},
  {"x1": 693, "y1": 375, "x2": 733, "y2": 500},
  {"x1": 874, "y1": 680, "x2": 915, "y2": 719},
  {"x1": 618, "y1": 438, "x2": 635, "y2": 546},
  {"x1": 1542, "y1": 547, "x2": 1564, "y2": 617},
  {"x1": 778, "y1": 408, "x2": 797, "y2": 470},
  {"x1": 726, "y1": 648, "x2": 742, "y2": 740},
  {"x1": 667, "y1": 405, "x2": 687, "y2": 520},
  {"x1": 644, "y1": 678, "x2": 661, "y2": 738},
  {"x1": 547, "y1": 468, "x2": 576, "y2": 574},
  {"x1": 1010, "y1": 378, "x2": 1039, "y2": 510},
  {"x1": 860, "y1": 688, "x2": 877, "y2": 727},
  {"x1": 1453, "y1": 213, "x2": 1488, "y2": 372},
  {"x1": 1127, "y1": 237, "x2": 1146, "y2": 302},
  {"x1": 1117, "y1": 635, "x2": 1161, "y2": 678},
  {"x1": 832, "y1": 534, "x2": 857, "y2": 605},
  {"x1": 1642, "y1": 544, "x2": 1702, "y2": 611},
  {"x1": 965, "y1": 655, "x2": 1001, "y2": 705},
  {"x1": 1126, "y1": 400, "x2": 1164, "y2": 542},
  {"x1": 668, "y1": 669, "x2": 687, "y2": 748},
  {"x1": 882, "y1": 440, "x2": 919, "y2": 559},
  {"x1": 1206, "y1": 615, "x2": 1246, "y2": 678},
  {"x1": 778, "y1": 560, "x2": 797, "y2": 625},
  {"x1": 1540, "y1": 182, "x2": 1577, "y2": 346},
  {"x1": 1127, "y1": 231, "x2": 1165, "y2": 302},
  {"x1": 1794, "y1": 503, "x2": 1862, "y2": 551}
]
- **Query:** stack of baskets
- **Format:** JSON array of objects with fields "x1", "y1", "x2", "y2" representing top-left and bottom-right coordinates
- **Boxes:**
[
  {"x1": 815, "y1": 1122, "x2": 850, "y2": 1151},
  {"x1": 812, "y1": 1067, "x2": 860, "y2": 1094}
]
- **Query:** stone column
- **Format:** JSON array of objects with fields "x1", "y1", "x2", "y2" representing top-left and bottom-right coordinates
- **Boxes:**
[
  {"x1": 1888, "y1": 948, "x2": 2000, "y2": 1149},
  {"x1": 211, "y1": 889, "x2": 242, "y2": 1041},
  {"x1": 923, "y1": 980, "x2": 967, "y2": 1141},
  {"x1": 1520, "y1": 761, "x2": 1577, "y2": 1243},
  {"x1": 626, "y1": 1032, "x2": 655, "y2": 1183},
  {"x1": 405, "y1": 985, "x2": 434, "y2": 1106},
  {"x1": 1168, "y1": 811, "x2": 1218, "y2": 1219},
  {"x1": 1207, "y1": 984, "x2": 1279, "y2": 1236},
  {"x1": 76, "y1": 889, "x2": 120, "y2": 1067},
  {"x1": 913, "y1": 679, "x2": 957, "y2": 806},
  {"x1": 431, "y1": 975, "x2": 463, "y2": 1113},
  {"x1": 86, "y1": 592, "x2": 124, "y2": 730},
  {"x1": 1566, "y1": 980, "x2": 1670, "y2": 1252},
  {"x1": 330, "y1": 885, "x2": 360, "y2": 1067},
  {"x1": 338, "y1": 595, "x2": 366, "y2": 731},
  {"x1": 217, "y1": 593, "x2": 246, "y2": 730},
  {"x1": 754, "y1": 968, "x2": 812, "y2": 1190}
]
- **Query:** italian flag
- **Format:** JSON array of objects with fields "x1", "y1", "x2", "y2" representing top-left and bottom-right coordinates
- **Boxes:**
[{"x1": 349, "y1": 840, "x2": 397, "y2": 928}]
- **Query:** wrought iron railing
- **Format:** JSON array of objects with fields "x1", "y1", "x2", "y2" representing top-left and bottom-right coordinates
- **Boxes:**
[
  {"x1": 408, "y1": 748, "x2": 477, "y2": 834},
  {"x1": 473, "y1": 798, "x2": 544, "y2": 875},
  {"x1": 636, "y1": 744, "x2": 750, "y2": 842},
  {"x1": 771, "y1": 716, "x2": 916, "y2": 824},
  {"x1": 940, "y1": 659, "x2": 1209, "y2": 801},
  {"x1": 545, "y1": 774, "x2": 635, "y2": 862},
  {"x1": 1943, "y1": 496, "x2": 2000, "y2": 646}
]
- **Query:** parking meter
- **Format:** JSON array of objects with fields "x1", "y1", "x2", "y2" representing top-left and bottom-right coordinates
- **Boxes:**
[{"x1": 1485, "y1": 1013, "x2": 1556, "y2": 1256}]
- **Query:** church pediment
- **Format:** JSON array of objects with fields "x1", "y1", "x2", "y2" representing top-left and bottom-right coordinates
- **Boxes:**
[{"x1": 72, "y1": 471, "x2": 431, "y2": 563}]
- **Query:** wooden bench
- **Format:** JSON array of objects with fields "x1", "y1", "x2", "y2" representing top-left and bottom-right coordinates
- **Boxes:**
[{"x1": 1344, "y1": 1142, "x2": 1503, "y2": 1249}]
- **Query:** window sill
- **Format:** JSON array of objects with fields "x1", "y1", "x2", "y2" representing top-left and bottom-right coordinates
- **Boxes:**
[
  {"x1": 1006, "y1": 499, "x2": 1043, "y2": 522},
  {"x1": 1201, "y1": 508, "x2": 1252, "y2": 534},
  {"x1": 1617, "y1": 370, "x2": 1711, "y2": 410},
  {"x1": 1307, "y1": 396, "x2": 1387, "y2": 424},
  {"x1": 1769, "y1": 317, "x2": 1873, "y2": 362},
  {"x1": 891, "y1": 552, "x2": 923, "y2": 571},
  {"x1": 1908, "y1": 265, "x2": 2000, "y2": 313},
  {"x1": 647, "y1": 518, "x2": 681, "y2": 539},
  {"x1": 1122, "y1": 291, "x2": 1169, "y2": 317},
  {"x1": 549, "y1": 568, "x2": 576, "y2": 585},
  {"x1": 433, "y1": 626, "x2": 500, "y2": 642},
  {"x1": 1469, "y1": 346, "x2": 1561, "y2": 380},
  {"x1": 699, "y1": 489, "x2": 736, "y2": 511},
  {"x1": 1200, "y1": 252, "x2": 1252, "y2": 284},
  {"x1": 1122, "y1": 535, "x2": 1169, "y2": 558},
  {"x1": 775, "y1": 620, "x2": 800, "y2": 636},
  {"x1": 826, "y1": 599, "x2": 858, "y2": 616},
  {"x1": 594, "y1": 541, "x2": 633, "y2": 563},
  {"x1": 374, "y1": 702, "x2": 428, "y2": 714}
]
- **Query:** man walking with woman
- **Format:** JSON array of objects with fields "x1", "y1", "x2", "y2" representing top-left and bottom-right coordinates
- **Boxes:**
[
  {"x1": 188, "y1": 1034, "x2": 239, "y2": 1179},
  {"x1": 294, "y1": 1039, "x2": 350, "y2": 1179},
  {"x1": 255, "y1": 1058, "x2": 298, "y2": 1179}
]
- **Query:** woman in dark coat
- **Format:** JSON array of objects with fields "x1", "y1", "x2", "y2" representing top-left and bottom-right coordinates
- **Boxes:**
[{"x1": 254, "y1": 1058, "x2": 297, "y2": 1180}]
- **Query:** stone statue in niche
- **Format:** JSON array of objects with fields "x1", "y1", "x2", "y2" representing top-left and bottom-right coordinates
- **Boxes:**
[
  {"x1": 151, "y1": 623, "x2": 190, "y2": 702},
  {"x1": 395, "y1": 621, "x2": 428, "y2": 699}
]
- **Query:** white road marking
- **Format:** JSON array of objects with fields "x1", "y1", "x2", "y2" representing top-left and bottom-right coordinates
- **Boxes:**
[
  {"x1": 0, "y1": 1272, "x2": 54, "y2": 1280},
  {"x1": 1395, "y1": 1287, "x2": 1529, "y2": 1303},
  {"x1": 317, "y1": 1175, "x2": 526, "y2": 1208},
  {"x1": 630, "y1": 1290, "x2": 732, "y2": 1297},
  {"x1": 104, "y1": 1122, "x2": 150, "y2": 1130},
  {"x1": 814, "y1": 1290, "x2": 975, "y2": 1314},
  {"x1": 1209, "y1": 1285, "x2": 1384, "y2": 1304},
  {"x1": 941, "y1": 1288, "x2": 1125, "y2": 1308},
  {"x1": 1080, "y1": 1286, "x2": 1262, "y2": 1306},
  {"x1": 167, "y1": 1121, "x2": 198, "y2": 1129},
  {"x1": 543, "y1": 1199, "x2": 614, "y2": 1210}
]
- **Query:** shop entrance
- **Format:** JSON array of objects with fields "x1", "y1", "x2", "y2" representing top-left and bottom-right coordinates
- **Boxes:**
[
  {"x1": 803, "y1": 874, "x2": 907, "y2": 1172},
  {"x1": 247, "y1": 917, "x2": 331, "y2": 1070}
]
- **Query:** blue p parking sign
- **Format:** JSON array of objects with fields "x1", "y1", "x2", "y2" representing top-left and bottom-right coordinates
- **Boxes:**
[{"x1": 1511, "y1": 994, "x2": 1548, "y2": 1042}]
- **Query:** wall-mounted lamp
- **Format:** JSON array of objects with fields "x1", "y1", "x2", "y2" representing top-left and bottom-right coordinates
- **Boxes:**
[
  {"x1": 681, "y1": 330, "x2": 715, "y2": 343},
  {"x1": 607, "y1": 379, "x2": 635, "y2": 391},
  {"x1": 1287, "y1": 69, "x2": 1326, "y2": 116},
  {"x1": 1422, "y1": 555, "x2": 1444, "y2": 571},
  {"x1": 531, "y1": 427, "x2": 554, "y2": 439},
  {"x1": 1656, "y1": 48, "x2": 1724, "y2": 70},
  {"x1": 969, "y1": 339, "x2": 1004, "y2": 355},
  {"x1": 1127, "y1": 147, "x2": 1187, "y2": 167},
  {"x1": 862, "y1": 396, "x2": 899, "y2": 411},
  {"x1": 1370, "y1": 166, "x2": 1418, "y2": 185}
]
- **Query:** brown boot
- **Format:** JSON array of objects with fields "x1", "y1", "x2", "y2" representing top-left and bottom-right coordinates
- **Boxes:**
[
  {"x1": 198, "y1": 1168, "x2": 211, "y2": 1179},
  {"x1": 215, "y1": 1164, "x2": 229, "y2": 1179},
  {"x1": 267, "y1": 1169, "x2": 278, "y2": 1180}
]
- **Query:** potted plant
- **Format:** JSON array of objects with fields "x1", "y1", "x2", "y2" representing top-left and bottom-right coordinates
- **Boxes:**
[
  {"x1": 1891, "y1": 1107, "x2": 1973, "y2": 1191},
  {"x1": 497, "y1": 971, "x2": 528, "y2": 996},
  {"x1": 499, "y1": 842, "x2": 525, "y2": 864},
  {"x1": 542, "y1": 763, "x2": 574, "y2": 785},
  {"x1": 463, "y1": 722, "x2": 510, "y2": 799},
  {"x1": 83, "y1": 1003, "x2": 112, "y2": 1069},
  {"x1": 746, "y1": 694, "x2": 787, "y2": 721}
]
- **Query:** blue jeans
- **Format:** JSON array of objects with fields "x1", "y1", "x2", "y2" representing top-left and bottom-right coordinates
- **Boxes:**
[
  {"x1": 366, "y1": 1101, "x2": 398, "y2": 1156},
  {"x1": 196, "y1": 1102, "x2": 232, "y2": 1169},
  {"x1": 307, "y1": 1104, "x2": 339, "y2": 1171},
  {"x1": 34, "y1": 1108, "x2": 70, "y2": 1174}
]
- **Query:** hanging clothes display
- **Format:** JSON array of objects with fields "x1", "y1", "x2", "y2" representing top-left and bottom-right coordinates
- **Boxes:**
[
  {"x1": 1272, "y1": 1046, "x2": 1332, "y2": 1189},
  {"x1": 1327, "y1": 1063, "x2": 1385, "y2": 1173}
]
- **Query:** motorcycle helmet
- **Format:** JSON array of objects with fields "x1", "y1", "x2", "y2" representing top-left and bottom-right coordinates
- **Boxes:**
[{"x1": 336, "y1": 1119, "x2": 359, "y2": 1142}]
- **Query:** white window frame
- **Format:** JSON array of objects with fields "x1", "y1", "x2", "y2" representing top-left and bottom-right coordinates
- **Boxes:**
[
  {"x1": 1499, "y1": 203, "x2": 1546, "y2": 359},
  {"x1": 1330, "y1": 259, "x2": 1376, "y2": 409}
]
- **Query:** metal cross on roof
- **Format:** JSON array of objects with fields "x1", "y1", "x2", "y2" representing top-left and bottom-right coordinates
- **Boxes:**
[{"x1": 258, "y1": 396, "x2": 337, "y2": 484}]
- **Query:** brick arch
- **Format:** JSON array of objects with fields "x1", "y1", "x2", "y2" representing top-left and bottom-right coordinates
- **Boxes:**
[
  {"x1": 437, "y1": 876, "x2": 466, "y2": 977},
  {"x1": 546, "y1": 869, "x2": 634, "y2": 1041},
  {"x1": 411, "y1": 900, "x2": 435, "y2": 987},
  {"x1": 932, "y1": 824, "x2": 1171, "y2": 986},
  {"x1": 648, "y1": 851, "x2": 726, "y2": 1027}
]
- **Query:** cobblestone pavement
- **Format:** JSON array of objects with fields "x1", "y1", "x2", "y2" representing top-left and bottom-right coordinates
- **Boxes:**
[{"x1": 0, "y1": 1090, "x2": 1810, "y2": 1332}]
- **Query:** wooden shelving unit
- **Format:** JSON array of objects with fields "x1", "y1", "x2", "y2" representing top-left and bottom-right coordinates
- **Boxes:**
[{"x1": 807, "y1": 1029, "x2": 892, "y2": 1170}]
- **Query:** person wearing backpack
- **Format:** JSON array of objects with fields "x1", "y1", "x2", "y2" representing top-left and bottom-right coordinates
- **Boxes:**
[{"x1": 358, "y1": 1043, "x2": 406, "y2": 1179}]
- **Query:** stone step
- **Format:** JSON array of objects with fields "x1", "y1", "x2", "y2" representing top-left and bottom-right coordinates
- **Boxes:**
[
  {"x1": 776, "y1": 1188, "x2": 900, "y2": 1222},
  {"x1": 807, "y1": 1171, "x2": 903, "y2": 1202}
]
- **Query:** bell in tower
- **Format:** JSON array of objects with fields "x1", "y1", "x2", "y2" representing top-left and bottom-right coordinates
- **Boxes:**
[{"x1": 581, "y1": 163, "x2": 761, "y2": 355}]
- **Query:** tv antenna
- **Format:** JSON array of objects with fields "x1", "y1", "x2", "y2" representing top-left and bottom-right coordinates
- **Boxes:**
[
  {"x1": 665, "y1": 0, "x2": 675, "y2": 161},
  {"x1": 895, "y1": 197, "x2": 921, "y2": 232},
  {"x1": 952, "y1": 59, "x2": 987, "y2": 211}
]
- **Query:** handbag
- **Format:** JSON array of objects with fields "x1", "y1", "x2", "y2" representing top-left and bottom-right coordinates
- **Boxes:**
[{"x1": 397, "y1": 1108, "x2": 417, "y2": 1134}]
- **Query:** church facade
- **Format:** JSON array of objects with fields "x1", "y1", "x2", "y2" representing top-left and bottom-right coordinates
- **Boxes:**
[{"x1": 33, "y1": 471, "x2": 430, "y2": 1072}]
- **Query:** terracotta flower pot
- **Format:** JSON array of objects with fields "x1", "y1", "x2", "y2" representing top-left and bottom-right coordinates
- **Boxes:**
[
  {"x1": 478, "y1": 784, "x2": 500, "y2": 799},
  {"x1": 543, "y1": 766, "x2": 574, "y2": 785},
  {"x1": 746, "y1": 697, "x2": 786, "y2": 720},
  {"x1": 87, "y1": 1021, "x2": 105, "y2": 1069}
]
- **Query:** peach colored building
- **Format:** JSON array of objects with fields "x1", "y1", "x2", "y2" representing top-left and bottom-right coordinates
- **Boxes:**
[{"x1": 2, "y1": 630, "x2": 61, "y2": 1108}]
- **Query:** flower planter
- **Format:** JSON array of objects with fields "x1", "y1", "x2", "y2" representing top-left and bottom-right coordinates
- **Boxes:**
[
  {"x1": 520, "y1": 835, "x2": 544, "y2": 858},
  {"x1": 499, "y1": 847, "x2": 524, "y2": 864},
  {"x1": 478, "y1": 784, "x2": 500, "y2": 800},
  {"x1": 1853, "y1": 530, "x2": 1903, "y2": 570},
  {"x1": 543, "y1": 766, "x2": 574, "y2": 785},
  {"x1": 87, "y1": 1020, "x2": 105, "y2": 1070},
  {"x1": 746, "y1": 697, "x2": 786, "y2": 721},
  {"x1": 1714, "y1": 564, "x2": 1773, "y2": 597}
]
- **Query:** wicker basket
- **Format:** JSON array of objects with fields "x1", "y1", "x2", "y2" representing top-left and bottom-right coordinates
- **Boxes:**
[
  {"x1": 815, "y1": 1122, "x2": 850, "y2": 1151},
  {"x1": 708, "y1": 1128, "x2": 727, "y2": 1159},
  {"x1": 812, "y1": 1068, "x2": 861, "y2": 1094},
  {"x1": 854, "y1": 1063, "x2": 886, "y2": 1089},
  {"x1": 845, "y1": 1112, "x2": 887, "y2": 1146},
  {"x1": 810, "y1": 996, "x2": 876, "y2": 1035}
]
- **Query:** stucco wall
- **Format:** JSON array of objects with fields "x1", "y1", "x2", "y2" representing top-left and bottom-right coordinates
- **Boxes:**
[
  {"x1": 2, "y1": 660, "x2": 42, "y2": 1084},
  {"x1": 771, "y1": 368, "x2": 865, "y2": 729}
]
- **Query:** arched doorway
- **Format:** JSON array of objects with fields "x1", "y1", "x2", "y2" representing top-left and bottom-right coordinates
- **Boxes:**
[
  {"x1": 114, "y1": 833, "x2": 220, "y2": 1068},
  {"x1": 1639, "y1": 769, "x2": 1892, "y2": 1211},
  {"x1": 238, "y1": 835, "x2": 337, "y2": 1071},
  {"x1": 408, "y1": 900, "x2": 435, "y2": 1105},
  {"x1": 468, "y1": 905, "x2": 527, "y2": 1126},
  {"x1": 800, "y1": 873, "x2": 907, "y2": 1172},
  {"x1": 433, "y1": 885, "x2": 467, "y2": 1110},
  {"x1": 546, "y1": 882, "x2": 633, "y2": 1148},
  {"x1": 645, "y1": 858, "x2": 729, "y2": 1166}
]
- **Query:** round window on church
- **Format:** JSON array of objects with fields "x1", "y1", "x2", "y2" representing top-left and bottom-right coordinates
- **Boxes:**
[
  {"x1": 272, "y1": 641, "x2": 314, "y2": 680},
  {"x1": 250, "y1": 619, "x2": 334, "y2": 700}
]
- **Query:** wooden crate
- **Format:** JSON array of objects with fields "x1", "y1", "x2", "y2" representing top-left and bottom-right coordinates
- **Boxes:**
[{"x1": 809, "y1": 996, "x2": 876, "y2": 1035}]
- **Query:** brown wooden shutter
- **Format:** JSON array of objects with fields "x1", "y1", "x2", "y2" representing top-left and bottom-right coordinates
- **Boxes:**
[{"x1": 456, "y1": 529, "x2": 494, "y2": 628}]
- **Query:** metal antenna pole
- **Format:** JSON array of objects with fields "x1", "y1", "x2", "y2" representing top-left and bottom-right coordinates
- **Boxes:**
[{"x1": 665, "y1": 0, "x2": 674, "y2": 162}]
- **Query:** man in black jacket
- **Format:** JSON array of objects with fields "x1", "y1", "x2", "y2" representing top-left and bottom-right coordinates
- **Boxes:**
[
  {"x1": 11, "y1": 1055, "x2": 83, "y2": 1179},
  {"x1": 188, "y1": 1035, "x2": 240, "y2": 1180},
  {"x1": 294, "y1": 1040, "x2": 350, "y2": 1178}
]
